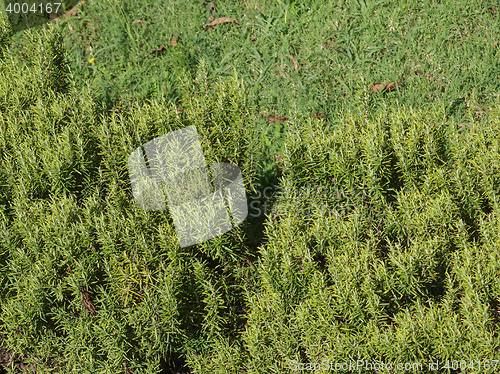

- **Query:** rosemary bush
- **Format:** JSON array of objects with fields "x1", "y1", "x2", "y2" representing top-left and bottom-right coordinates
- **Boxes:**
[
  {"x1": 188, "y1": 104, "x2": 500, "y2": 372},
  {"x1": 0, "y1": 22, "x2": 257, "y2": 373}
]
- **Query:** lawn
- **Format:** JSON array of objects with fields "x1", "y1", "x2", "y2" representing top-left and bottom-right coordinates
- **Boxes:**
[{"x1": 1, "y1": 0, "x2": 500, "y2": 372}]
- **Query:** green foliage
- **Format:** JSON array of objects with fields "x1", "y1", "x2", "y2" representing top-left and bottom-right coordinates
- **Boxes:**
[
  {"x1": 0, "y1": 26, "x2": 96, "y2": 209},
  {"x1": 42, "y1": 0, "x2": 500, "y2": 189},
  {"x1": 178, "y1": 58, "x2": 257, "y2": 189},
  {"x1": 0, "y1": 26, "x2": 258, "y2": 373},
  {"x1": 190, "y1": 103, "x2": 500, "y2": 372},
  {"x1": 2, "y1": 3, "x2": 500, "y2": 372},
  {"x1": 0, "y1": 12, "x2": 12, "y2": 59}
]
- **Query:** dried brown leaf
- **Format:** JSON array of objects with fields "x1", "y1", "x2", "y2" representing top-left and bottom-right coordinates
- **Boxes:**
[
  {"x1": 151, "y1": 44, "x2": 166, "y2": 55},
  {"x1": 80, "y1": 288, "x2": 96, "y2": 316},
  {"x1": 210, "y1": 1, "x2": 216, "y2": 13},
  {"x1": 370, "y1": 83, "x2": 384, "y2": 93},
  {"x1": 123, "y1": 362, "x2": 133, "y2": 374},
  {"x1": 312, "y1": 113, "x2": 325, "y2": 119},
  {"x1": 494, "y1": 40, "x2": 499, "y2": 48},
  {"x1": 204, "y1": 17, "x2": 240, "y2": 29},
  {"x1": 285, "y1": 54, "x2": 299, "y2": 70},
  {"x1": 268, "y1": 114, "x2": 288, "y2": 123},
  {"x1": 133, "y1": 19, "x2": 150, "y2": 25},
  {"x1": 371, "y1": 82, "x2": 402, "y2": 93},
  {"x1": 384, "y1": 82, "x2": 402, "y2": 91},
  {"x1": 170, "y1": 35, "x2": 179, "y2": 46}
]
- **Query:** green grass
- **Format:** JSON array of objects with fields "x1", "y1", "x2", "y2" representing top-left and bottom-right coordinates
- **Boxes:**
[
  {"x1": 44, "y1": 0, "x2": 500, "y2": 118},
  {"x1": 1, "y1": 0, "x2": 500, "y2": 372},
  {"x1": 6, "y1": 0, "x2": 499, "y2": 118}
]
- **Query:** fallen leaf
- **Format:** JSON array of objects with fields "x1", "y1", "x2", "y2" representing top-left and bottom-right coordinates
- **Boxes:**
[
  {"x1": 170, "y1": 35, "x2": 179, "y2": 46},
  {"x1": 285, "y1": 54, "x2": 299, "y2": 70},
  {"x1": 268, "y1": 114, "x2": 288, "y2": 123},
  {"x1": 123, "y1": 362, "x2": 132, "y2": 374},
  {"x1": 489, "y1": 7, "x2": 498, "y2": 16},
  {"x1": 176, "y1": 107, "x2": 184, "y2": 113},
  {"x1": 203, "y1": 17, "x2": 240, "y2": 29},
  {"x1": 494, "y1": 40, "x2": 499, "y2": 48},
  {"x1": 50, "y1": 1, "x2": 85, "y2": 21},
  {"x1": 150, "y1": 44, "x2": 166, "y2": 55},
  {"x1": 312, "y1": 113, "x2": 325, "y2": 119},
  {"x1": 80, "y1": 288, "x2": 96, "y2": 316},
  {"x1": 384, "y1": 82, "x2": 402, "y2": 91},
  {"x1": 371, "y1": 82, "x2": 402, "y2": 93},
  {"x1": 210, "y1": 1, "x2": 216, "y2": 13},
  {"x1": 370, "y1": 83, "x2": 385, "y2": 93},
  {"x1": 414, "y1": 70, "x2": 425, "y2": 75},
  {"x1": 133, "y1": 19, "x2": 150, "y2": 25}
]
